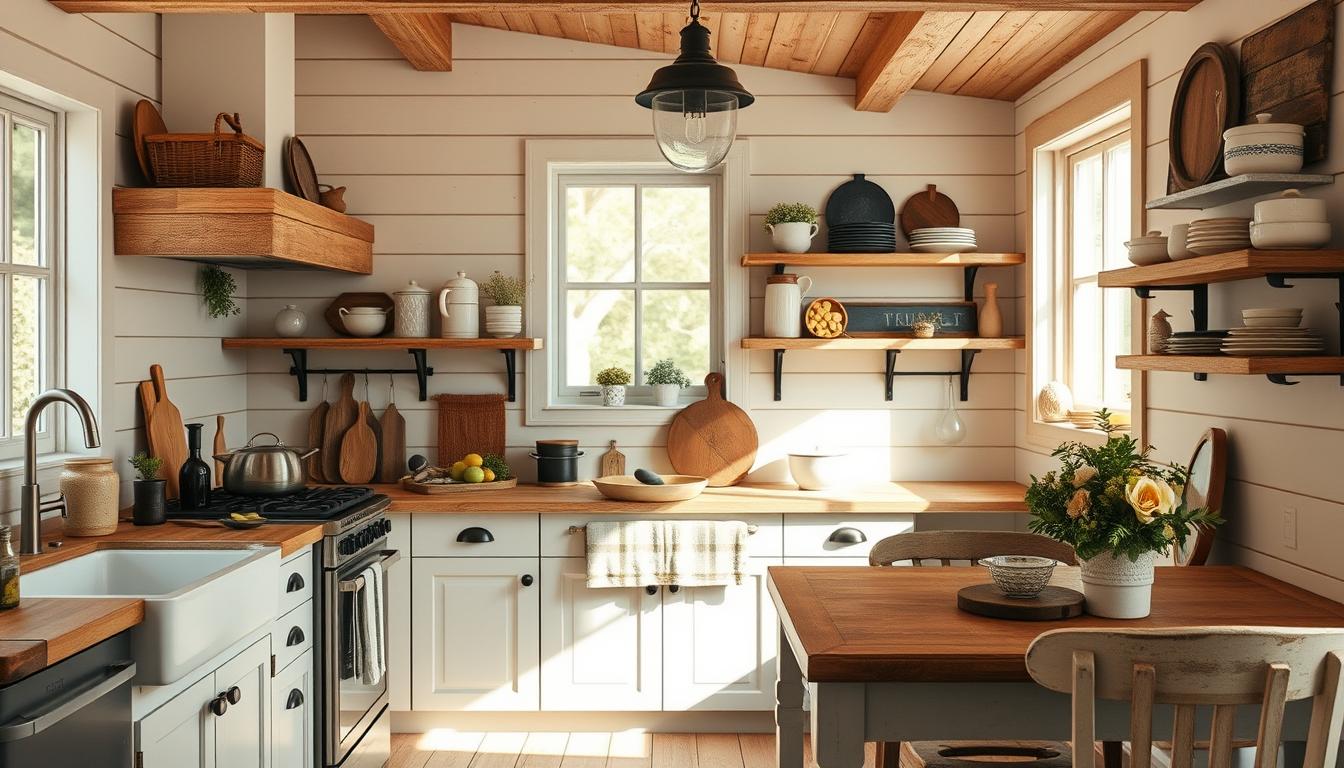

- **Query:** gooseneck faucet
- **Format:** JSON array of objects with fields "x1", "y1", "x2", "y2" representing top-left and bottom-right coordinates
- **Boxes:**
[{"x1": 20, "y1": 389, "x2": 101, "y2": 555}]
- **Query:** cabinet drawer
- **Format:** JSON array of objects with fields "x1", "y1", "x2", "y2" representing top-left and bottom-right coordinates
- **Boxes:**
[
  {"x1": 272, "y1": 600, "x2": 314, "y2": 676},
  {"x1": 783, "y1": 515, "x2": 914, "y2": 559},
  {"x1": 277, "y1": 550, "x2": 313, "y2": 617},
  {"x1": 541, "y1": 514, "x2": 783, "y2": 558},
  {"x1": 413, "y1": 515, "x2": 539, "y2": 557}
]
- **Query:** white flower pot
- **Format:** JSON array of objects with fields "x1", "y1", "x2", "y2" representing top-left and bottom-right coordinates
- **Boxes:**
[
  {"x1": 601, "y1": 385, "x2": 626, "y2": 407},
  {"x1": 768, "y1": 222, "x2": 819, "y2": 253},
  {"x1": 653, "y1": 383, "x2": 680, "y2": 407},
  {"x1": 1079, "y1": 551, "x2": 1157, "y2": 619},
  {"x1": 485, "y1": 305, "x2": 523, "y2": 338}
]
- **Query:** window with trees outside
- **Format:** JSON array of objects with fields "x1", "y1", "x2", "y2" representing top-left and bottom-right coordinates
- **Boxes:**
[
  {"x1": 1, "y1": 92, "x2": 58, "y2": 459},
  {"x1": 555, "y1": 174, "x2": 720, "y2": 405}
]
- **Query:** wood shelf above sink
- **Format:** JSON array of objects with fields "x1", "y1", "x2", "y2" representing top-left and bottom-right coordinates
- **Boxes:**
[{"x1": 113, "y1": 187, "x2": 374, "y2": 274}]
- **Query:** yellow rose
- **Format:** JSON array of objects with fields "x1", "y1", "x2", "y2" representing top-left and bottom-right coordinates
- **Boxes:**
[
  {"x1": 1066, "y1": 489, "x2": 1091, "y2": 519},
  {"x1": 1126, "y1": 475, "x2": 1177, "y2": 524}
]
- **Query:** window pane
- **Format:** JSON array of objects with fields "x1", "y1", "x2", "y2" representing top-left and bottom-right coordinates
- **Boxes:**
[
  {"x1": 1070, "y1": 281, "x2": 1100, "y2": 407},
  {"x1": 565, "y1": 186, "x2": 635, "y2": 282},
  {"x1": 641, "y1": 289, "x2": 711, "y2": 385},
  {"x1": 11, "y1": 123, "x2": 41, "y2": 267},
  {"x1": 1103, "y1": 285, "x2": 1131, "y2": 409},
  {"x1": 1103, "y1": 142, "x2": 1131, "y2": 270},
  {"x1": 641, "y1": 186, "x2": 710, "y2": 282},
  {"x1": 566, "y1": 289, "x2": 634, "y2": 387},
  {"x1": 11, "y1": 275, "x2": 45, "y2": 435},
  {"x1": 1071, "y1": 153, "x2": 1103, "y2": 278}
]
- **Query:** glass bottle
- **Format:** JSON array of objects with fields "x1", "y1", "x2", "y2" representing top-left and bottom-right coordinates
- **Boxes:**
[
  {"x1": 179, "y1": 423, "x2": 212, "y2": 510},
  {"x1": 0, "y1": 528, "x2": 19, "y2": 610},
  {"x1": 934, "y1": 376, "x2": 967, "y2": 445}
]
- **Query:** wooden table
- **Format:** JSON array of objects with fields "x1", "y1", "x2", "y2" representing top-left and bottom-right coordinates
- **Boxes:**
[{"x1": 767, "y1": 566, "x2": 1344, "y2": 768}]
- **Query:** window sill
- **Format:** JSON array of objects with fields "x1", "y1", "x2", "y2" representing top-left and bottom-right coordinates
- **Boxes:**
[
  {"x1": 0, "y1": 451, "x2": 92, "y2": 482},
  {"x1": 527, "y1": 403, "x2": 684, "y2": 427}
]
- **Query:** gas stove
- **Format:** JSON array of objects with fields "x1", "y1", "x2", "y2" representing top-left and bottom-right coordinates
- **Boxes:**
[{"x1": 166, "y1": 485, "x2": 376, "y2": 521}]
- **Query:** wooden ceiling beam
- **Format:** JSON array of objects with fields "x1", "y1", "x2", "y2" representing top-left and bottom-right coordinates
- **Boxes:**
[
  {"x1": 854, "y1": 11, "x2": 969, "y2": 111},
  {"x1": 48, "y1": 0, "x2": 1202, "y2": 14},
  {"x1": 370, "y1": 12, "x2": 454, "y2": 69}
]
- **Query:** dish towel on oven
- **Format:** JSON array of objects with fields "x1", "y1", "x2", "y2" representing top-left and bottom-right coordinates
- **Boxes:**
[
  {"x1": 352, "y1": 563, "x2": 386, "y2": 685},
  {"x1": 584, "y1": 520, "x2": 749, "y2": 588}
]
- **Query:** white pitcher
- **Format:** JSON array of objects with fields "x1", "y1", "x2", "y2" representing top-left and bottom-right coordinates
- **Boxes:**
[
  {"x1": 764, "y1": 272, "x2": 813, "y2": 338},
  {"x1": 438, "y1": 271, "x2": 479, "y2": 339}
]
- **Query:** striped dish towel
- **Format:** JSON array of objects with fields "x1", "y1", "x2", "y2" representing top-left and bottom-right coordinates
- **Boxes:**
[
  {"x1": 585, "y1": 520, "x2": 666, "y2": 588},
  {"x1": 584, "y1": 520, "x2": 749, "y2": 588},
  {"x1": 666, "y1": 520, "x2": 750, "y2": 587}
]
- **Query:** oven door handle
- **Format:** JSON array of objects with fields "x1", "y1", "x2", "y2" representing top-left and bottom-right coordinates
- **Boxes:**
[
  {"x1": 0, "y1": 661, "x2": 136, "y2": 742},
  {"x1": 337, "y1": 549, "x2": 401, "y2": 592}
]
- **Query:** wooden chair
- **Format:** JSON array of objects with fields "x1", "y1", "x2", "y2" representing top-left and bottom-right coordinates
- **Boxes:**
[
  {"x1": 868, "y1": 531, "x2": 1078, "y2": 768},
  {"x1": 1025, "y1": 627, "x2": 1344, "y2": 768}
]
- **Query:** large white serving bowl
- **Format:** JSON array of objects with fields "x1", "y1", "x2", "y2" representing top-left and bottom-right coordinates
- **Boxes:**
[{"x1": 1250, "y1": 221, "x2": 1331, "y2": 250}]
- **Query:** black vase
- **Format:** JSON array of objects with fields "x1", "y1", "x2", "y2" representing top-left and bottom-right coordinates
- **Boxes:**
[
  {"x1": 179, "y1": 423, "x2": 212, "y2": 510},
  {"x1": 132, "y1": 479, "x2": 167, "y2": 525}
]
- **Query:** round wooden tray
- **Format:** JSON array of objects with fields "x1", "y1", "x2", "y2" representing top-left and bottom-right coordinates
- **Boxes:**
[
  {"x1": 956, "y1": 583, "x2": 1083, "y2": 621},
  {"x1": 400, "y1": 477, "x2": 518, "y2": 495}
]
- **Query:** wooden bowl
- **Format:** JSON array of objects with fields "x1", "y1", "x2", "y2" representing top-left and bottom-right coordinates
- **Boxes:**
[
  {"x1": 592, "y1": 474, "x2": 708, "y2": 503},
  {"x1": 804, "y1": 297, "x2": 847, "y2": 338}
]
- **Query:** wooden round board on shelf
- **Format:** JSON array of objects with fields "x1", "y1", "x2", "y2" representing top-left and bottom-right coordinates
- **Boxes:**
[
  {"x1": 400, "y1": 477, "x2": 519, "y2": 495},
  {"x1": 899, "y1": 184, "x2": 960, "y2": 238},
  {"x1": 133, "y1": 99, "x2": 168, "y2": 185},
  {"x1": 286, "y1": 136, "x2": 321, "y2": 202},
  {"x1": 666, "y1": 372, "x2": 758, "y2": 487},
  {"x1": 325, "y1": 292, "x2": 394, "y2": 336},
  {"x1": 1168, "y1": 42, "x2": 1240, "y2": 192},
  {"x1": 956, "y1": 583, "x2": 1084, "y2": 621}
]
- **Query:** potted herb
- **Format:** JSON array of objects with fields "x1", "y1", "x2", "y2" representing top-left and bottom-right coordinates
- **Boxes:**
[
  {"x1": 912, "y1": 312, "x2": 942, "y2": 338},
  {"x1": 764, "y1": 202, "x2": 819, "y2": 253},
  {"x1": 1026, "y1": 411, "x2": 1221, "y2": 618},
  {"x1": 595, "y1": 367, "x2": 631, "y2": 407},
  {"x1": 129, "y1": 452, "x2": 166, "y2": 526},
  {"x1": 645, "y1": 359, "x2": 691, "y2": 407},
  {"x1": 481, "y1": 270, "x2": 526, "y2": 338},
  {"x1": 199, "y1": 265, "x2": 241, "y2": 319}
]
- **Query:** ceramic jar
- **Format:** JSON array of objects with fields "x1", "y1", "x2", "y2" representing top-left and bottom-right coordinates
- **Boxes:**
[
  {"x1": 393, "y1": 280, "x2": 433, "y2": 338},
  {"x1": 485, "y1": 306, "x2": 523, "y2": 338},
  {"x1": 1036, "y1": 380, "x2": 1073, "y2": 422},
  {"x1": 274, "y1": 305, "x2": 307, "y2": 337},
  {"x1": 978, "y1": 282, "x2": 1002, "y2": 338},
  {"x1": 601, "y1": 385, "x2": 626, "y2": 407},
  {"x1": 1080, "y1": 551, "x2": 1157, "y2": 619},
  {"x1": 59, "y1": 458, "x2": 119, "y2": 536},
  {"x1": 1223, "y1": 113, "x2": 1304, "y2": 175},
  {"x1": 1167, "y1": 224, "x2": 1194, "y2": 260},
  {"x1": 439, "y1": 271, "x2": 479, "y2": 339},
  {"x1": 768, "y1": 222, "x2": 819, "y2": 253},
  {"x1": 764, "y1": 273, "x2": 813, "y2": 338}
]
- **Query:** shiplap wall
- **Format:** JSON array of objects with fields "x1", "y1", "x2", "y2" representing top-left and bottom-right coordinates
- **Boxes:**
[
  {"x1": 1013, "y1": 0, "x2": 1344, "y2": 599},
  {"x1": 250, "y1": 16, "x2": 1023, "y2": 486}
]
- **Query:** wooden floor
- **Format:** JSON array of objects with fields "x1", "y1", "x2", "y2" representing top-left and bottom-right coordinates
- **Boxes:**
[{"x1": 390, "y1": 733, "x2": 880, "y2": 768}]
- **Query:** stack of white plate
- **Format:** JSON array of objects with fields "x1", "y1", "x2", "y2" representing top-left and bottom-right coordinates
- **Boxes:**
[
  {"x1": 1163, "y1": 331, "x2": 1229, "y2": 355},
  {"x1": 1240, "y1": 307, "x2": 1302, "y2": 327},
  {"x1": 1222, "y1": 308, "x2": 1323, "y2": 356},
  {"x1": 1066, "y1": 410, "x2": 1131, "y2": 430},
  {"x1": 1186, "y1": 218, "x2": 1251, "y2": 256},
  {"x1": 908, "y1": 227, "x2": 977, "y2": 254}
]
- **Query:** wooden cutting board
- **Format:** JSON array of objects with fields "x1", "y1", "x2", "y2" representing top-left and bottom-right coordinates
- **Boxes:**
[
  {"x1": 364, "y1": 403, "x2": 383, "y2": 481},
  {"x1": 380, "y1": 403, "x2": 407, "y2": 482},
  {"x1": 1168, "y1": 42, "x2": 1240, "y2": 192},
  {"x1": 666, "y1": 373, "x2": 758, "y2": 487},
  {"x1": 144, "y1": 365, "x2": 189, "y2": 499},
  {"x1": 339, "y1": 401, "x2": 378, "y2": 484},
  {"x1": 898, "y1": 184, "x2": 960, "y2": 238},
  {"x1": 322, "y1": 373, "x2": 358, "y2": 481},
  {"x1": 132, "y1": 99, "x2": 166, "y2": 185},
  {"x1": 600, "y1": 441, "x2": 626, "y2": 477},
  {"x1": 214, "y1": 414, "x2": 227, "y2": 487}
]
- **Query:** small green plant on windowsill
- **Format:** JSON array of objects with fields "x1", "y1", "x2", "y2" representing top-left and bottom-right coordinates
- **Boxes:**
[
  {"x1": 646, "y1": 359, "x2": 692, "y2": 407},
  {"x1": 596, "y1": 367, "x2": 632, "y2": 407},
  {"x1": 199, "y1": 265, "x2": 241, "y2": 318}
]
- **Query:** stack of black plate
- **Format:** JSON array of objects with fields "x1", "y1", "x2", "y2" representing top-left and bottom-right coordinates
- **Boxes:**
[{"x1": 825, "y1": 173, "x2": 897, "y2": 253}]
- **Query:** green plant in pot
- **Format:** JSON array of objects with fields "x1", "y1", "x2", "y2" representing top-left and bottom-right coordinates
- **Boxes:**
[
  {"x1": 129, "y1": 452, "x2": 166, "y2": 526},
  {"x1": 764, "y1": 202, "x2": 819, "y2": 253},
  {"x1": 481, "y1": 270, "x2": 526, "y2": 338},
  {"x1": 645, "y1": 358, "x2": 691, "y2": 407},
  {"x1": 596, "y1": 367, "x2": 632, "y2": 407}
]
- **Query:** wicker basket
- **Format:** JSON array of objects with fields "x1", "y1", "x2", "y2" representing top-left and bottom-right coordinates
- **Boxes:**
[{"x1": 145, "y1": 112, "x2": 264, "y2": 187}]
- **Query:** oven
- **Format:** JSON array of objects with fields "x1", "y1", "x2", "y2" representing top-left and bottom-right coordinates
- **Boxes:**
[{"x1": 323, "y1": 545, "x2": 397, "y2": 767}]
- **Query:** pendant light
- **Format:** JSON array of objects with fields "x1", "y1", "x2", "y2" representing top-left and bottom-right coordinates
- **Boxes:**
[{"x1": 635, "y1": 0, "x2": 754, "y2": 172}]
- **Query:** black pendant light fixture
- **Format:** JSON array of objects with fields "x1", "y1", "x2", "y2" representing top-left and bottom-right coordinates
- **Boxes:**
[{"x1": 635, "y1": 0, "x2": 754, "y2": 172}]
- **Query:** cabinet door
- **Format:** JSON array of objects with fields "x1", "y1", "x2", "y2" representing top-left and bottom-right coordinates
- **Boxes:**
[
  {"x1": 272, "y1": 651, "x2": 313, "y2": 768},
  {"x1": 387, "y1": 513, "x2": 412, "y2": 711},
  {"x1": 214, "y1": 636, "x2": 272, "y2": 768},
  {"x1": 540, "y1": 558, "x2": 661, "y2": 711},
  {"x1": 662, "y1": 558, "x2": 780, "y2": 711},
  {"x1": 136, "y1": 673, "x2": 217, "y2": 768},
  {"x1": 411, "y1": 557, "x2": 541, "y2": 711}
]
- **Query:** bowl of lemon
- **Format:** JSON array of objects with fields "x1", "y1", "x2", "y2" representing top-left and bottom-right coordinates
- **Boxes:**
[{"x1": 401, "y1": 453, "x2": 518, "y2": 494}]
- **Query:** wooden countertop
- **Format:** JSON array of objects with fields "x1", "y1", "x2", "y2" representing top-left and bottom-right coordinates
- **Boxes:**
[{"x1": 376, "y1": 481, "x2": 1027, "y2": 514}]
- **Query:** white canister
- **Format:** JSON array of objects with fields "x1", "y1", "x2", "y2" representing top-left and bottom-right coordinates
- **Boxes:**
[
  {"x1": 393, "y1": 280, "x2": 432, "y2": 338},
  {"x1": 438, "y1": 271, "x2": 480, "y2": 339},
  {"x1": 764, "y1": 273, "x2": 813, "y2": 338},
  {"x1": 274, "y1": 305, "x2": 307, "y2": 337}
]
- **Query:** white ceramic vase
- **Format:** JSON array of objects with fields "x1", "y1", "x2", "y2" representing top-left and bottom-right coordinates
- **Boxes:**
[
  {"x1": 768, "y1": 222, "x2": 819, "y2": 253},
  {"x1": 485, "y1": 305, "x2": 523, "y2": 338},
  {"x1": 653, "y1": 383, "x2": 680, "y2": 407},
  {"x1": 1079, "y1": 551, "x2": 1157, "y2": 619},
  {"x1": 602, "y1": 385, "x2": 626, "y2": 407},
  {"x1": 274, "y1": 305, "x2": 307, "y2": 337}
]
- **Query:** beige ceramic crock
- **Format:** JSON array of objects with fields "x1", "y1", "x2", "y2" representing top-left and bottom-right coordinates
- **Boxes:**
[{"x1": 60, "y1": 457, "x2": 120, "y2": 536}]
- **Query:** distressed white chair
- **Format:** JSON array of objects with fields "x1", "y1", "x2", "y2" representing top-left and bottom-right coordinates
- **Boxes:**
[{"x1": 1025, "y1": 627, "x2": 1344, "y2": 768}]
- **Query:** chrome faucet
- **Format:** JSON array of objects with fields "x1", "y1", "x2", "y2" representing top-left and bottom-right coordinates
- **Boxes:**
[{"x1": 20, "y1": 389, "x2": 101, "y2": 555}]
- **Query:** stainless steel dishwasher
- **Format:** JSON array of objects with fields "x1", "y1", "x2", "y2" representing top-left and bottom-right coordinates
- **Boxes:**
[{"x1": 0, "y1": 631, "x2": 136, "y2": 767}]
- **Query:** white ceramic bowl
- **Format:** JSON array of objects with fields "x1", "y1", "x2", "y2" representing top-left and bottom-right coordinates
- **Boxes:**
[
  {"x1": 1242, "y1": 317, "x2": 1302, "y2": 328},
  {"x1": 787, "y1": 452, "x2": 848, "y2": 491},
  {"x1": 1254, "y1": 190, "x2": 1328, "y2": 224},
  {"x1": 980, "y1": 555, "x2": 1058, "y2": 598},
  {"x1": 1223, "y1": 113, "x2": 1305, "y2": 175},
  {"x1": 1250, "y1": 221, "x2": 1331, "y2": 250},
  {"x1": 1243, "y1": 307, "x2": 1303, "y2": 318},
  {"x1": 339, "y1": 311, "x2": 388, "y2": 337},
  {"x1": 1125, "y1": 232, "x2": 1169, "y2": 266}
]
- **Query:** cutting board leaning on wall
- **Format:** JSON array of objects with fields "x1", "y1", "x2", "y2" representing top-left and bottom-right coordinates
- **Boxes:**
[{"x1": 666, "y1": 372, "x2": 758, "y2": 487}]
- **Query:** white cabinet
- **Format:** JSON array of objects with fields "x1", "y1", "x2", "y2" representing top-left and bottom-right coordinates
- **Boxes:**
[
  {"x1": 137, "y1": 674, "x2": 215, "y2": 768},
  {"x1": 540, "y1": 558, "x2": 662, "y2": 711},
  {"x1": 411, "y1": 557, "x2": 540, "y2": 711},
  {"x1": 662, "y1": 558, "x2": 780, "y2": 711},
  {"x1": 387, "y1": 513, "x2": 412, "y2": 711},
  {"x1": 272, "y1": 651, "x2": 314, "y2": 768}
]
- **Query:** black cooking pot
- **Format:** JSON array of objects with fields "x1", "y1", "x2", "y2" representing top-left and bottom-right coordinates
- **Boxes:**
[{"x1": 530, "y1": 451, "x2": 584, "y2": 486}]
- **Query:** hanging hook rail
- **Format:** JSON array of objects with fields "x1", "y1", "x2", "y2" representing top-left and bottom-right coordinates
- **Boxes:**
[{"x1": 284, "y1": 348, "x2": 433, "y2": 401}]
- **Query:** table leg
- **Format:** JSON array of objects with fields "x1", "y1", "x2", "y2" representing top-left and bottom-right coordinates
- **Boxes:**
[
  {"x1": 812, "y1": 683, "x2": 866, "y2": 768},
  {"x1": 777, "y1": 624, "x2": 805, "y2": 768}
]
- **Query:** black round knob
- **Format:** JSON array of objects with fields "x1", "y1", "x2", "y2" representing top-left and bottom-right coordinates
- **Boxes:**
[
  {"x1": 210, "y1": 695, "x2": 228, "y2": 717},
  {"x1": 520, "y1": 574, "x2": 534, "y2": 587},
  {"x1": 226, "y1": 686, "x2": 242, "y2": 705},
  {"x1": 383, "y1": 519, "x2": 393, "y2": 534},
  {"x1": 669, "y1": 585, "x2": 680, "y2": 593},
  {"x1": 645, "y1": 585, "x2": 658, "y2": 595}
]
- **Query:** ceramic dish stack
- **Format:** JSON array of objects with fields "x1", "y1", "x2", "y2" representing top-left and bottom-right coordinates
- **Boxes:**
[
  {"x1": 1163, "y1": 330, "x2": 1229, "y2": 355},
  {"x1": 826, "y1": 174, "x2": 897, "y2": 253},
  {"x1": 1222, "y1": 308, "x2": 1324, "y2": 356},
  {"x1": 1251, "y1": 190, "x2": 1331, "y2": 250},
  {"x1": 1185, "y1": 218, "x2": 1251, "y2": 256},
  {"x1": 1066, "y1": 410, "x2": 1131, "y2": 430},
  {"x1": 908, "y1": 227, "x2": 977, "y2": 253},
  {"x1": 828, "y1": 222, "x2": 898, "y2": 252}
]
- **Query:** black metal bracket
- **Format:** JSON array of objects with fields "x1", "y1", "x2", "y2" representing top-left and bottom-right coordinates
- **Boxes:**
[
  {"x1": 501, "y1": 349, "x2": 518, "y2": 402},
  {"x1": 1133, "y1": 284, "x2": 1209, "y2": 332},
  {"x1": 963, "y1": 265, "x2": 980, "y2": 302},
  {"x1": 884, "y1": 349, "x2": 979, "y2": 402},
  {"x1": 283, "y1": 347, "x2": 436, "y2": 402},
  {"x1": 771, "y1": 349, "x2": 785, "y2": 401}
]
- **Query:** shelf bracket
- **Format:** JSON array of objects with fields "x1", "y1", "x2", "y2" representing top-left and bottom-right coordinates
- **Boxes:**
[
  {"x1": 963, "y1": 266, "x2": 980, "y2": 303},
  {"x1": 284, "y1": 349, "x2": 309, "y2": 402},
  {"x1": 772, "y1": 349, "x2": 785, "y2": 402},
  {"x1": 884, "y1": 349, "x2": 979, "y2": 402},
  {"x1": 501, "y1": 349, "x2": 518, "y2": 402},
  {"x1": 280, "y1": 348, "x2": 436, "y2": 402},
  {"x1": 408, "y1": 349, "x2": 431, "y2": 401},
  {"x1": 885, "y1": 350, "x2": 899, "y2": 401},
  {"x1": 1133, "y1": 284, "x2": 1209, "y2": 332},
  {"x1": 1266, "y1": 373, "x2": 1344, "y2": 387}
]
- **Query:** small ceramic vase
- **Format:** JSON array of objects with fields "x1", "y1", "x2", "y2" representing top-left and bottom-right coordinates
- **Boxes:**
[
  {"x1": 1080, "y1": 551, "x2": 1157, "y2": 619},
  {"x1": 274, "y1": 305, "x2": 307, "y2": 337},
  {"x1": 602, "y1": 385, "x2": 626, "y2": 407},
  {"x1": 1148, "y1": 310, "x2": 1173, "y2": 353},
  {"x1": 653, "y1": 384, "x2": 680, "y2": 407},
  {"x1": 768, "y1": 222, "x2": 819, "y2": 254},
  {"x1": 978, "y1": 282, "x2": 1003, "y2": 338},
  {"x1": 60, "y1": 458, "x2": 119, "y2": 536},
  {"x1": 1037, "y1": 380, "x2": 1074, "y2": 422}
]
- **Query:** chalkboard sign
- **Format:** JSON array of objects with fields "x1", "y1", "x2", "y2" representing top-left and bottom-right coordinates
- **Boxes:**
[{"x1": 843, "y1": 301, "x2": 977, "y2": 337}]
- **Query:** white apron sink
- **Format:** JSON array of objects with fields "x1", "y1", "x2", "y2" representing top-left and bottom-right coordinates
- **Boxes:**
[{"x1": 23, "y1": 547, "x2": 280, "y2": 685}]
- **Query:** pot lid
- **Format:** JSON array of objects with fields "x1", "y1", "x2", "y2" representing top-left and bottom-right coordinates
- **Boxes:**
[
  {"x1": 396, "y1": 280, "x2": 431, "y2": 295},
  {"x1": 1223, "y1": 113, "x2": 1304, "y2": 140},
  {"x1": 442, "y1": 271, "x2": 477, "y2": 290}
]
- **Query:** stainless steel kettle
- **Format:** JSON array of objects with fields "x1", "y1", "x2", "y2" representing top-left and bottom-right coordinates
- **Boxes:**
[{"x1": 213, "y1": 432, "x2": 318, "y2": 496}]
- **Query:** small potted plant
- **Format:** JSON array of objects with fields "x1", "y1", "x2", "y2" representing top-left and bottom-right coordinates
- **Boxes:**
[
  {"x1": 764, "y1": 202, "x2": 819, "y2": 253},
  {"x1": 481, "y1": 270, "x2": 526, "y2": 338},
  {"x1": 595, "y1": 367, "x2": 631, "y2": 407},
  {"x1": 129, "y1": 452, "x2": 166, "y2": 526},
  {"x1": 645, "y1": 359, "x2": 692, "y2": 407},
  {"x1": 1026, "y1": 411, "x2": 1221, "y2": 618},
  {"x1": 912, "y1": 312, "x2": 942, "y2": 338}
]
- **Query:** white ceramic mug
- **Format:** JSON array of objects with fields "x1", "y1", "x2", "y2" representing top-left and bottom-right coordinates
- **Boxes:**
[
  {"x1": 764, "y1": 274, "x2": 813, "y2": 338},
  {"x1": 767, "y1": 222, "x2": 819, "y2": 254}
]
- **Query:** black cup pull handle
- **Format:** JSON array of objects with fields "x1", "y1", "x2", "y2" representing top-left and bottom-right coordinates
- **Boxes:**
[
  {"x1": 645, "y1": 585, "x2": 658, "y2": 595},
  {"x1": 286, "y1": 688, "x2": 304, "y2": 710},
  {"x1": 287, "y1": 627, "x2": 305, "y2": 647},
  {"x1": 668, "y1": 584, "x2": 681, "y2": 593},
  {"x1": 226, "y1": 686, "x2": 242, "y2": 705},
  {"x1": 456, "y1": 526, "x2": 495, "y2": 544},
  {"x1": 828, "y1": 527, "x2": 868, "y2": 544},
  {"x1": 286, "y1": 573, "x2": 305, "y2": 593},
  {"x1": 520, "y1": 574, "x2": 534, "y2": 587}
]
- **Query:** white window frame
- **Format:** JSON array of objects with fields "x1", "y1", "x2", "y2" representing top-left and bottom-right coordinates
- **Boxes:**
[
  {"x1": 525, "y1": 139, "x2": 749, "y2": 427},
  {"x1": 0, "y1": 91, "x2": 62, "y2": 461}
]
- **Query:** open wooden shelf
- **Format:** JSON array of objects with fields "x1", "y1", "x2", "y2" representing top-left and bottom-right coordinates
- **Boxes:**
[
  {"x1": 1145, "y1": 173, "x2": 1334, "y2": 210},
  {"x1": 1117, "y1": 355, "x2": 1344, "y2": 379},
  {"x1": 740, "y1": 336, "x2": 1024, "y2": 350},
  {"x1": 1098, "y1": 250, "x2": 1344, "y2": 288},
  {"x1": 741, "y1": 252, "x2": 1025, "y2": 268},
  {"x1": 114, "y1": 187, "x2": 374, "y2": 274}
]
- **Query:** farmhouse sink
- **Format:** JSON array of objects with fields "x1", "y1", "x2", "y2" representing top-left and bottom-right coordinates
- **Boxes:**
[{"x1": 23, "y1": 547, "x2": 280, "y2": 685}]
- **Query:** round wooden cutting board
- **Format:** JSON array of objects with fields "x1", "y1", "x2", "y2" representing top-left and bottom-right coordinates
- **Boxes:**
[
  {"x1": 898, "y1": 184, "x2": 960, "y2": 238},
  {"x1": 1168, "y1": 42, "x2": 1239, "y2": 191},
  {"x1": 957, "y1": 584, "x2": 1084, "y2": 621},
  {"x1": 666, "y1": 373, "x2": 758, "y2": 487}
]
